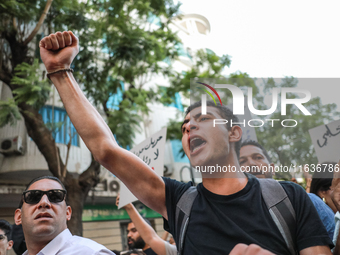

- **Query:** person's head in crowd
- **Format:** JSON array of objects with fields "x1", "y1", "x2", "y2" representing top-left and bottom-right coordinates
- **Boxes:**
[
  {"x1": 182, "y1": 101, "x2": 242, "y2": 169},
  {"x1": 127, "y1": 218, "x2": 151, "y2": 250},
  {"x1": 310, "y1": 162, "x2": 337, "y2": 213},
  {"x1": 0, "y1": 220, "x2": 13, "y2": 255},
  {"x1": 239, "y1": 140, "x2": 275, "y2": 178},
  {"x1": 169, "y1": 234, "x2": 175, "y2": 245},
  {"x1": 14, "y1": 176, "x2": 71, "y2": 249}
]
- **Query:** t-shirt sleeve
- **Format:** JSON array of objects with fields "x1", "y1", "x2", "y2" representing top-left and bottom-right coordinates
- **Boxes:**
[
  {"x1": 164, "y1": 242, "x2": 177, "y2": 255},
  {"x1": 308, "y1": 193, "x2": 335, "y2": 240},
  {"x1": 162, "y1": 177, "x2": 193, "y2": 235},
  {"x1": 280, "y1": 181, "x2": 334, "y2": 251}
]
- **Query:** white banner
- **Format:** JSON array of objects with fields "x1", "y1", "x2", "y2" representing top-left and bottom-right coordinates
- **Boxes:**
[{"x1": 118, "y1": 127, "x2": 167, "y2": 208}]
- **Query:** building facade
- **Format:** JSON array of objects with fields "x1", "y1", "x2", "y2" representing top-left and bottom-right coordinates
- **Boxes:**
[{"x1": 0, "y1": 13, "x2": 211, "y2": 253}]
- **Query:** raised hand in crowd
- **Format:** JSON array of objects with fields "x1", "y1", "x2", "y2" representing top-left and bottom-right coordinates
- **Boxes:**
[{"x1": 116, "y1": 195, "x2": 177, "y2": 255}]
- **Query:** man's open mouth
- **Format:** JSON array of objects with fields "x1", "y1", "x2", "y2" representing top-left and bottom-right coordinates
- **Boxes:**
[{"x1": 190, "y1": 137, "x2": 207, "y2": 153}]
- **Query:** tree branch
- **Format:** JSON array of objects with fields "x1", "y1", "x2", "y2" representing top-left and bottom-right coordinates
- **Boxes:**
[
  {"x1": 18, "y1": 102, "x2": 66, "y2": 177},
  {"x1": 13, "y1": 17, "x2": 17, "y2": 31},
  {"x1": 0, "y1": 39, "x2": 3, "y2": 72},
  {"x1": 79, "y1": 156, "x2": 101, "y2": 189},
  {"x1": 102, "y1": 100, "x2": 110, "y2": 118},
  {"x1": 23, "y1": 0, "x2": 53, "y2": 46},
  {"x1": 63, "y1": 129, "x2": 73, "y2": 179}
]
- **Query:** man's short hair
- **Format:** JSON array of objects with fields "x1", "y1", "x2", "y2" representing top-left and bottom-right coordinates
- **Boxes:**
[
  {"x1": 310, "y1": 162, "x2": 336, "y2": 195},
  {"x1": 18, "y1": 176, "x2": 67, "y2": 208},
  {"x1": 240, "y1": 140, "x2": 272, "y2": 163},
  {"x1": 185, "y1": 101, "x2": 242, "y2": 158},
  {"x1": 0, "y1": 219, "x2": 12, "y2": 240},
  {"x1": 128, "y1": 217, "x2": 152, "y2": 228}
]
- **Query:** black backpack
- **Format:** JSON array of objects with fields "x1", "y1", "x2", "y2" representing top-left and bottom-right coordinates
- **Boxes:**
[{"x1": 174, "y1": 178, "x2": 297, "y2": 255}]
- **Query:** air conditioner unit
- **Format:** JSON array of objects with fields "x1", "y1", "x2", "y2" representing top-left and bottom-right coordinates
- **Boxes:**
[{"x1": 0, "y1": 136, "x2": 24, "y2": 156}]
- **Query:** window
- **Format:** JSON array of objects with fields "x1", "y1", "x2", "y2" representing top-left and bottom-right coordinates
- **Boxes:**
[
  {"x1": 106, "y1": 81, "x2": 124, "y2": 110},
  {"x1": 39, "y1": 106, "x2": 79, "y2": 146}
]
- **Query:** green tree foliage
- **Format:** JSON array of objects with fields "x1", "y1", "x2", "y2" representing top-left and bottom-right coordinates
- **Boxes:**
[
  {"x1": 166, "y1": 49, "x2": 231, "y2": 99},
  {"x1": 164, "y1": 49, "x2": 232, "y2": 154},
  {"x1": 11, "y1": 59, "x2": 50, "y2": 108},
  {"x1": 0, "y1": 98, "x2": 21, "y2": 127},
  {"x1": 61, "y1": 0, "x2": 181, "y2": 148}
]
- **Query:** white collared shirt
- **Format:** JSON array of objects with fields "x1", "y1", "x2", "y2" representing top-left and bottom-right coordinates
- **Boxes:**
[{"x1": 23, "y1": 229, "x2": 115, "y2": 255}]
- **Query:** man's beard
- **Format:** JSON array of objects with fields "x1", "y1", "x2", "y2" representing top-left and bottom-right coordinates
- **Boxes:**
[{"x1": 128, "y1": 236, "x2": 146, "y2": 249}]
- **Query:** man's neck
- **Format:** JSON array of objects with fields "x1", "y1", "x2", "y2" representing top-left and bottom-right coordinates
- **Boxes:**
[
  {"x1": 25, "y1": 228, "x2": 66, "y2": 255},
  {"x1": 199, "y1": 154, "x2": 248, "y2": 195},
  {"x1": 143, "y1": 244, "x2": 152, "y2": 251},
  {"x1": 202, "y1": 172, "x2": 248, "y2": 195}
]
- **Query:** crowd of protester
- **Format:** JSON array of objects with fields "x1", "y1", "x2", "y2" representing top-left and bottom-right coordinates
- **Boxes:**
[
  {"x1": 2, "y1": 30, "x2": 340, "y2": 255},
  {"x1": 3, "y1": 147, "x2": 340, "y2": 255}
]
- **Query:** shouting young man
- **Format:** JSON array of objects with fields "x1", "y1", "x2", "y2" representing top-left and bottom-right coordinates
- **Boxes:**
[{"x1": 38, "y1": 31, "x2": 335, "y2": 255}]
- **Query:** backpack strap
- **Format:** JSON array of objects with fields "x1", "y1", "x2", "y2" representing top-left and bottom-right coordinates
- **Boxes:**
[
  {"x1": 258, "y1": 178, "x2": 297, "y2": 255},
  {"x1": 175, "y1": 186, "x2": 198, "y2": 255}
]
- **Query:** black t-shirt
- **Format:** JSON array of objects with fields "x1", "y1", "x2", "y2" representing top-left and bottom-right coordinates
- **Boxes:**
[
  {"x1": 163, "y1": 174, "x2": 333, "y2": 254},
  {"x1": 144, "y1": 248, "x2": 157, "y2": 255}
]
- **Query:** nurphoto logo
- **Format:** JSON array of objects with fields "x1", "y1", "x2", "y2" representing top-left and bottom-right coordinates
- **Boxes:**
[{"x1": 195, "y1": 81, "x2": 312, "y2": 128}]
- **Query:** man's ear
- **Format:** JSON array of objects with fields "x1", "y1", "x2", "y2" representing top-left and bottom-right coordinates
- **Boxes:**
[
  {"x1": 66, "y1": 206, "x2": 72, "y2": 221},
  {"x1": 14, "y1": 208, "x2": 22, "y2": 225},
  {"x1": 229, "y1": 125, "x2": 242, "y2": 143},
  {"x1": 7, "y1": 240, "x2": 13, "y2": 250}
]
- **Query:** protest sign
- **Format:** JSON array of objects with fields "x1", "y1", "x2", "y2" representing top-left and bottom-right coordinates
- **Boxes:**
[
  {"x1": 118, "y1": 127, "x2": 167, "y2": 208},
  {"x1": 309, "y1": 120, "x2": 340, "y2": 163}
]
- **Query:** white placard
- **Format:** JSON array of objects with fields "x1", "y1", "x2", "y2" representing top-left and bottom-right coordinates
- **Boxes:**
[
  {"x1": 309, "y1": 120, "x2": 340, "y2": 163},
  {"x1": 118, "y1": 127, "x2": 167, "y2": 208}
]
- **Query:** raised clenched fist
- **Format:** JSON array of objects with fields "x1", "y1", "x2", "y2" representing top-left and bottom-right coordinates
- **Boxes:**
[{"x1": 39, "y1": 31, "x2": 79, "y2": 73}]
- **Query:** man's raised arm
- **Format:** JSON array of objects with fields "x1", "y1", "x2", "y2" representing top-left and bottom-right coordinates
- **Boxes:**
[{"x1": 39, "y1": 31, "x2": 167, "y2": 218}]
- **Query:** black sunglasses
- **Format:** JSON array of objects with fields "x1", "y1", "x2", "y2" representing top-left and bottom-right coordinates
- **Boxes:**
[{"x1": 22, "y1": 189, "x2": 67, "y2": 204}]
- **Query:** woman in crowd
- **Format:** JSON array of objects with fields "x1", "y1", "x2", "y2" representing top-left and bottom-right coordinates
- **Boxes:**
[{"x1": 309, "y1": 162, "x2": 337, "y2": 240}]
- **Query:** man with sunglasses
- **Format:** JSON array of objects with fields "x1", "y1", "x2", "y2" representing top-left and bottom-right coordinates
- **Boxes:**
[
  {"x1": 0, "y1": 220, "x2": 13, "y2": 255},
  {"x1": 14, "y1": 176, "x2": 115, "y2": 255}
]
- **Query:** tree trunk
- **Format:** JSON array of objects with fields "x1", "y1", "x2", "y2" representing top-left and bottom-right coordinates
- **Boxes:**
[{"x1": 64, "y1": 174, "x2": 86, "y2": 236}]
